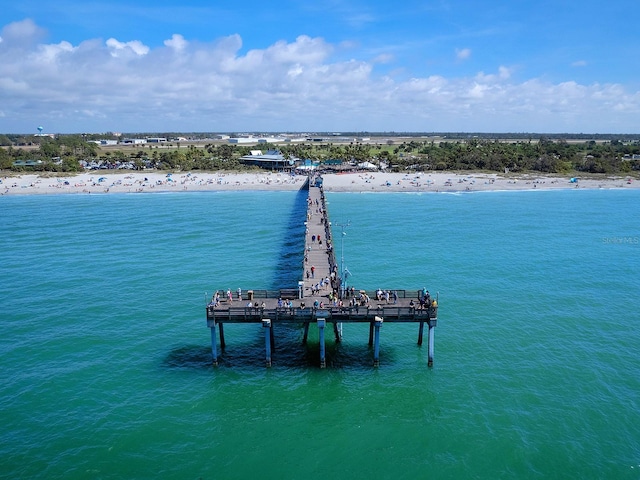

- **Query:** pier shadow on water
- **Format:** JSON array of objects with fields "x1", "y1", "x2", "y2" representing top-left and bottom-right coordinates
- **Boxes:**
[
  {"x1": 163, "y1": 324, "x2": 400, "y2": 370},
  {"x1": 164, "y1": 344, "x2": 213, "y2": 369},
  {"x1": 270, "y1": 178, "x2": 308, "y2": 288}
]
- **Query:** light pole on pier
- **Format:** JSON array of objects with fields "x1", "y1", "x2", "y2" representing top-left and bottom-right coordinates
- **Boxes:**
[{"x1": 336, "y1": 220, "x2": 351, "y2": 298}]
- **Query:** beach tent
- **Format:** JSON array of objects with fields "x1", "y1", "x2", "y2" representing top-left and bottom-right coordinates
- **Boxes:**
[
  {"x1": 357, "y1": 161, "x2": 378, "y2": 171},
  {"x1": 296, "y1": 165, "x2": 317, "y2": 171}
]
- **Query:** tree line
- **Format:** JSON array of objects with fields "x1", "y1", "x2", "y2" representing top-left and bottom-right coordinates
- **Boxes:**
[{"x1": 1, "y1": 135, "x2": 639, "y2": 175}]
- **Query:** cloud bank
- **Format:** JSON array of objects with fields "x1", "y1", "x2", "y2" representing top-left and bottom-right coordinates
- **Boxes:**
[{"x1": 1, "y1": 19, "x2": 638, "y2": 133}]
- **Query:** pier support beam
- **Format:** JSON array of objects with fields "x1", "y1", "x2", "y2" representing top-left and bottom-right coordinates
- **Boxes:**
[
  {"x1": 417, "y1": 321, "x2": 424, "y2": 346},
  {"x1": 219, "y1": 322, "x2": 226, "y2": 350},
  {"x1": 210, "y1": 321, "x2": 218, "y2": 366},
  {"x1": 302, "y1": 323, "x2": 310, "y2": 344},
  {"x1": 270, "y1": 322, "x2": 275, "y2": 350},
  {"x1": 318, "y1": 319, "x2": 326, "y2": 368},
  {"x1": 373, "y1": 316, "x2": 383, "y2": 367},
  {"x1": 368, "y1": 321, "x2": 374, "y2": 346},
  {"x1": 333, "y1": 322, "x2": 342, "y2": 343},
  {"x1": 263, "y1": 319, "x2": 272, "y2": 367},
  {"x1": 427, "y1": 321, "x2": 435, "y2": 367}
]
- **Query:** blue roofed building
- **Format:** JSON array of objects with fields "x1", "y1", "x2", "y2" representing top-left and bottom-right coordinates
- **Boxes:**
[{"x1": 239, "y1": 149, "x2": 299, "y2": 171}]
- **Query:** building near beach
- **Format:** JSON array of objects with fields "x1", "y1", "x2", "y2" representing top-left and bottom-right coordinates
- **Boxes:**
[
  {"x1": 13, "y1": 159, "x2": 43, "y2": 168},
  {"x1": 239, "y1": 149, "x2": 299, "y2": 171}
]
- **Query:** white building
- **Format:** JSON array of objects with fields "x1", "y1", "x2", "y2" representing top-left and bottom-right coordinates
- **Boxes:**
[{"x1": 228, "y1": 137, "x2": 258, "y2": 144}]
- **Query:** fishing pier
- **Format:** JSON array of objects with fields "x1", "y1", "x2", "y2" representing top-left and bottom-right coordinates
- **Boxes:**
[{"x1": 206, "y1": 176, "x2": 438, "y2": 368}]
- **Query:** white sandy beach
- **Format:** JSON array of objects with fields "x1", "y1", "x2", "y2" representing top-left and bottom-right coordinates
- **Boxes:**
[{"x1": 0, "y1": 171, "x2": 637, "y2": 195}]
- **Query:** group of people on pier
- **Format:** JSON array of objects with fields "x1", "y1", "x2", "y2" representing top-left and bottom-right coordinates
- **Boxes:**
[
  {"x1": 375, "y1": 288, "x2": 399, "y2": 304},
  {"x1": 409, "y1": 289, "x2": 438, "y2": 309},
  {"x1": 208, "y1": 288, "x2": 245, "y2": 307}
]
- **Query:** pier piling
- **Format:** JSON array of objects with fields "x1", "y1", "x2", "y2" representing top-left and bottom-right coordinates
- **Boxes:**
[
  {"x1": 333, "y1": 322, "x2": 341, "y2": 343},
  {"x1": 373, "y1": 316, "x2": 383, "y2": 367},
  {"x1": 210, "y1": 320, "x2": 218, "y2": 366},
  {"x1": 219, "y1": 322, "x2": 226, "y2": 350},
  {"x1": 427, "y1": 321, "x2": 435, "y2": 367},
  {"x1": 318, "y1": 319, "x2": 326, "y2": 368},
  {"x1": 263, "y1": 319, "x2": 272, "y2": 367}
]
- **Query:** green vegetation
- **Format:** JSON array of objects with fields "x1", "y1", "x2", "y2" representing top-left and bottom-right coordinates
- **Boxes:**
[
  {"x1": 1, "y1": 135, "x2": 98, "y2": 172},
  {"x1": 2, "y1": 134, "x2": 639, "y2": 175},
  {"x1": 279, "y1": 138, "x2": 640, "y2": 175},
  {"x1": 378, "y1": 138, "x2": 640, "y2": 174}
]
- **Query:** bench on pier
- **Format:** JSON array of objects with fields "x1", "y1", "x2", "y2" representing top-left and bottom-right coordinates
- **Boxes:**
[{"x1": 279, "y1": 288, "x2": 300, "y2": 299}]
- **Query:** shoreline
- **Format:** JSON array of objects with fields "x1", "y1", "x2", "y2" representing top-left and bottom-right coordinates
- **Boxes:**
[{"x1": 1, "y1": 171, "x2": 637, "y2": 195}]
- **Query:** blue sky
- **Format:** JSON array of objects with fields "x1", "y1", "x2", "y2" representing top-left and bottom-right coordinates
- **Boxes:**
[{"x1": 1, "y1": 0, "x2": 639, "y2": 133}]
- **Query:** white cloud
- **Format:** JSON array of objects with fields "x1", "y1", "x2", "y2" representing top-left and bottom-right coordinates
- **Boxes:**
[
  {"x1": 1, "y1": 18, "x2": 46, "y2": 46},
  {"x1": 0, "y1": 20, "x2": 638, "y2": 133},
  {"x1": 571, "y1": 60, "x2": 587, "y2": 67},
  {"x1": 36, "y1": 41, "x2": 76, "y2": 62},
  {"x1": 475, "y1": 66, "x2": 512, "y2": 83},
  {"x1": 372, "y1": 53, "x2": 394, "y2": 64},
  {"x1": 456, "y1": 48, "x2": 471, "y2": 60},
  {"x1": 106, "y1": 38, "x2": 150, "y2": 57},
  {"x1": 164, "y1": 34, "x2": 188, "y2": 51}
]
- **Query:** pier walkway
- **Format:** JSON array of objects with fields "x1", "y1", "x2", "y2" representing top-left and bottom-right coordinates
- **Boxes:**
[{"x1": 206, "y1": 175, "x2": 438, "y2": 367}]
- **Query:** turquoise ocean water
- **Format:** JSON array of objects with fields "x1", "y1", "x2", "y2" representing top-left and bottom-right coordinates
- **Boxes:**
[{"x1": 1, "y1": 188, "x2": 639, "y2": 479}]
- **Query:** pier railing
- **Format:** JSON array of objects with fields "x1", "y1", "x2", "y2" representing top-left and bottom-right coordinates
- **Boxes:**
[
  {"x1": 222, "y1": 288, "x2": 428, "y2": 301},
  {"x1": 207, "y1": 304, "x2": 438, "y2": 324}
]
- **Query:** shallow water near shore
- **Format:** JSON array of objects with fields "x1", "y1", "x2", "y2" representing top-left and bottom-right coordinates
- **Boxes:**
[{"x1": 1, "y1": 189, "x2": 639, "y2": 479}]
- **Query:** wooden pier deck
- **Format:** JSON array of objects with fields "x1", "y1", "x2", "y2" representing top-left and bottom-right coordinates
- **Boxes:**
[{"x1": 206, "y1": 175, "x2": 438, "y2": 367}]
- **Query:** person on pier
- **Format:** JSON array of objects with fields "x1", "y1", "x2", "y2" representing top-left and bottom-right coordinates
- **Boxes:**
[
  {"x1": 424, "y1": 290, "x2": 431, "y2": 307},
  {"x1": 211, "y1": 291, "x2": 220, "y2": 307}
]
